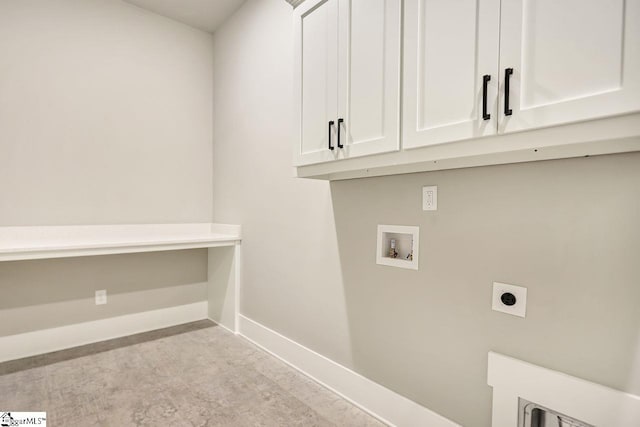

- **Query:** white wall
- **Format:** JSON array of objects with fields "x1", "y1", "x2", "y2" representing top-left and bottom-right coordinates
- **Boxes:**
[
  {"x1": 0, "y1": 0, "x2": 213, "y2": 338},
  {"x1": 211, "y1": 1, "x2": 640, "y2": 426},
  {"x1": 0, "y1": 0, "x2": 213, "y2": 225},
  {"x1": 211, "y1": 0, "x2": 355, "y2": 367}
]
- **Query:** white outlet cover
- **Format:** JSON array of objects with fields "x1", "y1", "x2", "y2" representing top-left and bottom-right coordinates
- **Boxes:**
[
  {"x1": 422, "y1": 186, "x2": 437, "y2": 211},
  {"x1": 492, "y1": 282, "x2": 527, "y2": 318},
  {"x1": 95, "y1": 290, "x2": 107, "y2": 305}
]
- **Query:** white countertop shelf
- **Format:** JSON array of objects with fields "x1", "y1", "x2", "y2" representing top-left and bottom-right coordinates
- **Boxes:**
[{"x1": 0, "y1": 223, "x2": 241, "y2": 262}]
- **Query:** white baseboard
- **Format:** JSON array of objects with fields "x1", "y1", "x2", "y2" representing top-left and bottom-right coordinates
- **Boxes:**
[
  {"x1": 207, "y1": 317, "x2": 237, "y2": 335},
  {"x1": 238, "y1": 314, "x2": 459, "y2": 427},
  {"x1": 0, "y1": 301, "x2": 208, "y2": 363}
]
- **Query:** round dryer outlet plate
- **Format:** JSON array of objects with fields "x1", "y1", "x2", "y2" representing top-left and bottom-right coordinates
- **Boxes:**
[{"x1": 492, "y1": 282, "x2": 527, "y2": 317}]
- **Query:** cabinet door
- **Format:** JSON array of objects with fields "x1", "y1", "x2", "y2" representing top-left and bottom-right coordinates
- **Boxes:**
[
  {"x1": 294, "y1": 0, "x2": 339, "y2": 166},
  {"x1": 336, "y1": 0, "x2": 401, "y2": 159},
  {"x1": 402, "y1": 0, "x2": 501, "y2": 149},
  {"x1": 498, "y1": 0, "x2": 640, "y2": 134}
]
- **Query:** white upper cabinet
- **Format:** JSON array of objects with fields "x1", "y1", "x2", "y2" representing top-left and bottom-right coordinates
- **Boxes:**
[
  {"x1": 294, "y1": 0, "x2": 640, "y2": 179},
  {"x1": 294, "y1": 0, "x2": 339, "y2": 165},
  {"x1": 336, "y1": 0, "x2": 401, "y2": 159},
  {"x1": 294, "y1": 0, "x2": 401, "y2": 166},
  {"x1": 403, "y1": 0, "x2": 501, "y2": 149},
  {"x1": 498, "y1": 0, "x2": 640, "y2": 134}
]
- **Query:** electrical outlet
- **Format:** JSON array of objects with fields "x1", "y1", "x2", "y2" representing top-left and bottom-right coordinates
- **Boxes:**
[
  {"x1": 95, "y1": 290, "x2": 107, "y2": 305},
  {"x1": 422, "y1": 186, "x2": 437, "y2": 211},
  {"x1": 492, "y1": 282, "x2": 527, "y2": 317}
]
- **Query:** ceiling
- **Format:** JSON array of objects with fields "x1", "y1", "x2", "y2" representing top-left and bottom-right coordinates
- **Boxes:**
[{"x1": 123, "y1": 0, "x2": 247, "y2": 33}]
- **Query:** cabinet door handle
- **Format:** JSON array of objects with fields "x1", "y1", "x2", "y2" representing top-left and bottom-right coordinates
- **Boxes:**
[
  {"x1": 482, "y1": 75, "x2": 491, "y2": 120},
  {"x1": 504, "y1": 68, "x2": 513, "y2": 116},
  {"x1": 337, "y1": 118, "x2": 344, "y2": 148},
  {"x1": 328, "y1": 120, "x2": 335, "y2": 150}
]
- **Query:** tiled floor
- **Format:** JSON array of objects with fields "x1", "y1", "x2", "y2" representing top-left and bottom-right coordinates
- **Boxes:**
[{"x1": 0, "y1": 321, "x2": 385, "y2": 426}]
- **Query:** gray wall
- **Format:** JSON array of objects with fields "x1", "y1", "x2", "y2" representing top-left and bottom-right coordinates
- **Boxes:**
[
  {"x1": 0, "y1": 0, "x2": 212, "y2": 335},
  {"x1": 0, "y1": 250, "x2": 207, "y2": 336},
  {"x1": 330, "y1": 155, "x2": 640, "y2": 426},
  {"x1": 211, "y1": 1, "x2": 640, "y2": 426}
]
